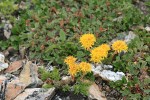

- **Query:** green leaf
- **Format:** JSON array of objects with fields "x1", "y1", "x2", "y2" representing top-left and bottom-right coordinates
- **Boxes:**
[
  {"x1": 146, "y1": 56, "x2": 150, "y2": 64},
  {"x1": 42, "y1": 83, "x2": 53, "y2": 89},
  {"x1": 77, "y1": 51, "x2": 85, "y2": 58},
  {"x1": 50, "y1": 68, "x2": 60, "y2": 81},
  {"x1": 144, "y1": 90, "x2": 150, "y2": 94},
  {"x1": 59, "y1": 29, "x2": 66, "y2": 41}
]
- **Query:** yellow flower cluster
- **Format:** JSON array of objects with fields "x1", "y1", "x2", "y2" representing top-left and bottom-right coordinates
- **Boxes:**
[
  {"x1": 79, "y1": 33, "x2": 96, "y2": 50},
  {"x1": 90, "y1": 44, "x2": 110, "y2": 63},
  {"x1": 68, "y1": 63, "x2": 79, "y2": 76},
  {"x1": 79, "y1": 62, "x2": 91, "y2": 74},
  {"x1": 64, "y1": 56, "x2": 91, "y2": 76},
  {"x1": 64, "y1": 56, "x2": 78, "y2": 76},
  {"x1": 64, "y1": 34, "x2": 129, "y2": 79},
  {"x1": 112, "y1": 40, "x2": 128, "y2": 53},
  {"x1": 64, "y1": 56, "x2": 77, "y2": 66}
]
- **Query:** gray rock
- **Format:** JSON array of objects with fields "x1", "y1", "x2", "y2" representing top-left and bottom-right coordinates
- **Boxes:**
[
  {"x1": 5, "y1": 78, "x2": 26, "y2": 100},
  {"x1": 14, "y1": 88, "x2": 41, "y2": 100},
  {"x1": 111, "y1": 31, "x2": 136, "y2": 45},
  {"x1": 19, "y1": 1, "x2": 26, "y2": 9},
  {"x1": 1, "y1": 18, "x2": 12, "y2": 39},
  {"x1": 61, "y1": 76, "x2": 72, "y2": 85},
  {"x1": 14, "y1": 88, "x2": 55, "y2": 100},
  {"x1": 145, "y1": 26, "x2": 150, "y2": 32},
  {"x1": 0, "y1": 53, "x2": 5, "y2": 63},
  {"x1": 113, "y1": 16, "x2": 123, "y2": 22},
  {"x1": 19, "y1": 61, "x2": 43, "y2": 88},
  {"x1": 46, "y1": 62, "x2": 54, "y2": 72},
  {"x1": 92, "y1": 64, "x2": 113, "y2": 75},
  {"x1": 19, "y1": 46, "x2": 26, "y2": 59},
  {"x1": 89, "y1": 83, "x2": 106, "y2": 100},
  {"x1": 92, "y1": 64, "x2": 103, "y2": 75},
  {"x1": 100, "y1": 70, "x2": 125, "y2": 82},
  {"x1": 9, "y1": 55, "x2": 20, "y2": 62},
  {"x1": 1, "y1": 20, "x2": 5, "y2": 23},
  {"x1": 92, "y1": 64, "x2": 125, "y2": 82},
  {"x1": 4, "y1": 29, "x2": 11, "y2": 39},
  {"x1": 0, "y1": 53, "x2": 9, "y2": 71},
  {"x1": 0, "y1": 62, "x2": 9, "y2": 71},
  {"x1": 124, "y1": 31, "x2": 136, "y2": 44},
  {"x1": 8, "y1": 24, "x2": 12, "y2": 29},
  {"x1": 0, "y1": 75, "x2": 26, "y2": 100}
]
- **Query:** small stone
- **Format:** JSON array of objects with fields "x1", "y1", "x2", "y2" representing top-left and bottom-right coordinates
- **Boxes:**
[
  {"x1": 145, "y1": 26, "x2": 150, "y2": 32},
  {"x1": 46, "y1": 62, "x2": 54, "y2": 72},
  {"x1": 19, "y1": 61, "x2": 43, "y2": 88},
  {"x1": 89, "y1": 83, "x2": 106, "y2": 100},
  {"x1": 91, "y1": 64, "x2": 125, "y2": 82},
  {"x1": 100, "y1": 70, "x2": 125, "y2": 82},
  {"x1": 0, "y1": 53, "x2": 9, "y2": 71},
  {"x1": 4, "y1": 24, "x2": 9, "y2": 30},
  {"x1": 0, "y1": 62, "x2": 9, "y2": 71},
  {"x1": 4, "y1": 30, "x2": 11, "y2": 39},
  {"x1": 92, "y1": 64, "x2": 113, "y2": 75},
  {"x1": 1, "y1": 16, "x2": 5, "y2": 20},
  {"x1": 113, "y1": 16, "x2": 123, "y2": 22},
  {"x1": 9, "y1": 55, "x2": 20, "y2": 62},
  {"x1": 19, "y1": 1, "x2": 26, "y2": 9},
  {"x1": 5, "y1": 60, "x2": 23, "y2": 74},
  {"x1": 19, "y1": 46, "x2": 26, "y2": 59},
  {"x1": 8, "y1": 24, "x2": 13, "y2": 29},
  {"x1": 124, "y1": 31, "x2": 136, "y2": 44},
  {"x1": 3, "y1": 47, "x2": 16, "y2": 57},
  {"x1": 61, "y1": 76, "x2": 72, "y2": 85},
  {"x1": 0, "y1": 53, "x2": 5, "y2": 63},
  {"x1": 1, "y1": 20, "x2": 5, "y2": 23},
  {"x1": 111, "y1": 31, "x2": 136, "y2": 45}
]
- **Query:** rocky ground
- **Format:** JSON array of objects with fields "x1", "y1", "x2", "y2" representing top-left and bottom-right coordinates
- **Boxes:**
[
  {"x1": 1, "y1": 30, "x2": 149, "y2": 100},
  {"x1": 0, "y1": 0, "x2": 150, "y2": 100}
]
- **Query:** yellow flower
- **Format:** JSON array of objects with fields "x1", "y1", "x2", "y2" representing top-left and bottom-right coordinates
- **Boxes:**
[
  {"x1": 68, "y1": 63, "x2": 79, "y2": 76},
  {"x1": 90, "y1": 54, "x2": 104, "y2": 63},
  {"x1": 79, "y1": 33, "x2": 96, "y2": 50},
  {"x1": 64, "y1": 56, "x2": 77, "y2": 66},
  {"x1": 98, "y1": 44, "x2": 110, "y2": 51},
  {"x1": 79, "y1": 62, "x2": 91, "y2": 73},
  {"x1": 90, "y1": 44, "x2": 110, "y2": 63},
  {"x1": 112, "y1": 40, "x2": 128, "y2": 53}
]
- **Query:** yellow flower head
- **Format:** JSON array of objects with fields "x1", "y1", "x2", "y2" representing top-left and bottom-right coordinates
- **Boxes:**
[
  {"x1": 64, "y1": 56, "x2": 77, "y2": 66},
  {"x1": 98, "y1": 44, "x2": 110, "y2": 51},
  {"x1": 112, "y1": 40, "x2": 128, "y2": 53},
  {"x1": 90, "y1": 44, "x2": 110, "y2": 63},
  {"x1": 79, "y1": 33, "x2": 96, "y2": 50},
  {"x1": 68, "y1": 63, "x2": 79, "y2": 76},
  {"x1": 79, "y1": 62, "x2": 91, "y2": 73}
]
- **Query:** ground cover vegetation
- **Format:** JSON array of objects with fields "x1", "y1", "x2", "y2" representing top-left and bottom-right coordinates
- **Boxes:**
[{"x1": 0, "y1": 0, "x2": 150, "y2": 99}]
